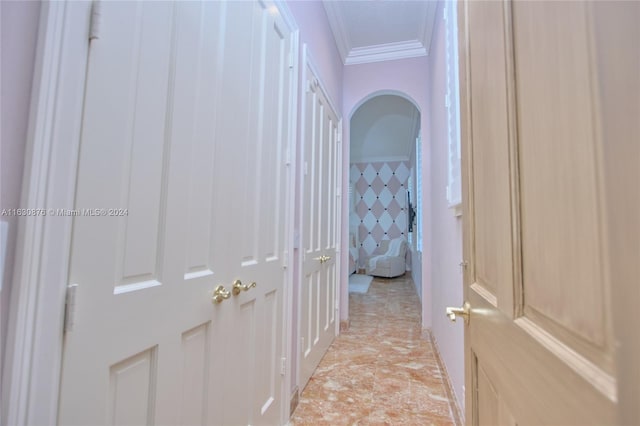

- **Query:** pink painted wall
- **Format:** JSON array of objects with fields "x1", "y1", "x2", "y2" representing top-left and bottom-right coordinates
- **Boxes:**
[
  {"x1": 0, "y1": 0, "x2": 41, "y2": 396},
  {"x1": 285, "y1": 0, "x2": 344, "y2": 395},
  {"x1": 341, "y1": 56, "x2": 431, "y2": 327},
  {"x1": 426, "y1": 2, "x2": 465, "y2": 414},
  {"x1": 287, "y1": 0, "x2": 343, "y2": 114}
]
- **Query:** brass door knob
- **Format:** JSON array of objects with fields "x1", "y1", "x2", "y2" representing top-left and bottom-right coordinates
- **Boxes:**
[
  {"x1": 446, "y1": 301, "x2": 471, "y2": 324},
  {"x1": 314, "y1": 255, "x2": 332, "y2": 264},
  {"x1": 212, "y1": 285, "x2": 231, "y2": 304},
  {"x1": 232, "y1": 279, "x2": 257, "y2": 296}
]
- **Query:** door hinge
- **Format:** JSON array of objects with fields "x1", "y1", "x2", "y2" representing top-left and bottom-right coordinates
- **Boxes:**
[
  {"x1": 89, "y1": 0, "x2": 102, "y2": 41},
  {"x1": 64, "y1": 284, "x2": 78, "y2": 333},
  {"x1": 288, "y1": 52, "x2": 294, "y2": 69},
  {"x1": 280, "y1": 357, "x2": 286, "y2": 376}
]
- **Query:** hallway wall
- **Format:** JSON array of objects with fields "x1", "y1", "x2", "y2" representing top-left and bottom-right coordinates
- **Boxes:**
[
  {"x1": 425, "y1": 1, "x2": 465, "y2": 415},
  {"x1": 342, "y1": 56, "x2": 430, "y2": 326},
  {"x1": 287, "y1": 1, "x2": 343, "y2": 113}
]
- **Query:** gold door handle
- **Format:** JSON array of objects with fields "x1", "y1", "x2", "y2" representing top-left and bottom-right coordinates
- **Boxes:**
[
  {"x1": 322, "y1": 255, "x2": 332, "y2": 262},
  {"x1": 212, "y1": 285, "x2": 231, "y2": 304},
  {"x1": 232, "y1": 279, "x2": 257, "y2": 296},
  {"x1": 446, "y1": 301, "x2": 471, "y2": 324},
  {"x1": 314, "y1": 256, "x2": 325, "y2": 264}
]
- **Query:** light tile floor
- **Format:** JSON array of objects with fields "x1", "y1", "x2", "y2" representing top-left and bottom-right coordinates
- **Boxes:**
[{"x1": 291, "y1": 275, "x2": 458, "y2": 426}]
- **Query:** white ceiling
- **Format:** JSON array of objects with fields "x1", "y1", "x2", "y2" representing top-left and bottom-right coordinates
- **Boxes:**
[
  {"x1": 350, "y1": 95, "x2": 420, "y2": 163},
  {"x1": 323, "y1": 0, "x2": 438, "y2": 65}
]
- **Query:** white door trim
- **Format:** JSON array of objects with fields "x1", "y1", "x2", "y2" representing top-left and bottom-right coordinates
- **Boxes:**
[
  {"x1": 2, "y1": 2, "x2": 91, "y2": 425},
  {"x1": 295, "y1": 44, "x2": 343, "y2": 392},
  {"x1": 335, "y1": 118, "x2": 343, "y2": 338},
  {"x1": 273, "y1": 1, "x2": 299, "y2": 423}
]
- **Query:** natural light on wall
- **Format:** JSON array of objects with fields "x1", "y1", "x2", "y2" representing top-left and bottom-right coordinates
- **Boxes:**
[
  {"x1": 444, "y1": 1, "x2": 462, "y2": 211},
  {"x1": 415, "y1": 132, "x2": 423, "y2": 252}
]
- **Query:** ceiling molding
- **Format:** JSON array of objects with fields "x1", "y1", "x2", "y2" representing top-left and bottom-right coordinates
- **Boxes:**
[
  {"x1": 422, "y1": 1, "x2": 439, "y2": 55},
  {"x1": 322, "y1": 1, "x2": 350, "y2": 63},
  {"x1": 345, "y1": 40, "x2": 427, "y2": 65},
  {"x1": 352, "y1": 155, "x2": 411, "y2": 164},
  {"x1": 323, "y1": 1, "x2": 437, "y2": 66}
]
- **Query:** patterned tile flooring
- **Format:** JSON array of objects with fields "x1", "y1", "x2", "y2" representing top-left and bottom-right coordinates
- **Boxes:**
[{"x1": 291, "y1": 275, "x2": 458, "y2": 426}]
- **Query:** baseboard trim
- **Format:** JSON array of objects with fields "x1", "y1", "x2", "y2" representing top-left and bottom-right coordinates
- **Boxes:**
[
  {"x1": 426, "y1": 328, "x2": 464, "y2": 426},
  {"x1": 289, "y1": 386, "x2": 299, "y2": 417}
]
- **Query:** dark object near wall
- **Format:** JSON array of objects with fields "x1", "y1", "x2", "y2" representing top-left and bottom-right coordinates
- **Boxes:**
[{"x1": 407, "y1": 191, "x2": 416, "y2": 232}]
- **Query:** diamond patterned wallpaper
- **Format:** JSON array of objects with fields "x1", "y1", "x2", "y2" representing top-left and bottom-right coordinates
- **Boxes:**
[{"x1": 351, "y1": 161, "x2": 410, "y2": 264}]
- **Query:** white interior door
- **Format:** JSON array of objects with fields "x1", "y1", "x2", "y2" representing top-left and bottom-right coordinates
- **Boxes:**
[
  {"x1": 210, "y1": 2, "x2": 294, "y2": 424},
  {"x1": 458, "y1": 1, "x2": 629, "y2": 424},
  {"x1": 299, "y1": 58, "x2": 340, "y2": 389},
  {"x1": 58, "y1": 2, "x2": 295, "y2": 425}
]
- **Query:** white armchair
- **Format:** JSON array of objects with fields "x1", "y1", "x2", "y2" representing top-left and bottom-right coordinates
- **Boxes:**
[{"x1": 366, "y1": 238, "x2": 407, "y2": 278}]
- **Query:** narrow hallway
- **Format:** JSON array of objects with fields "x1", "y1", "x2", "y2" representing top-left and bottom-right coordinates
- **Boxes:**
[{"x1": 291, "y1": 275, "x2": 460, "y2": 425}]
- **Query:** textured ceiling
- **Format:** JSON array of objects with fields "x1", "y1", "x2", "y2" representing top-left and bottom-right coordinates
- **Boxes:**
[
  {"x1": 323, "y1": 0, "x2": 438, "y2": 65},
  {"x1": 350, "y1": 95, "x2": 420, "y2": 163}
]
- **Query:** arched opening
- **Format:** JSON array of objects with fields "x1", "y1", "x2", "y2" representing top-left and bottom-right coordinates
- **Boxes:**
[{"x1": 346, "y1": 92, "x2": 423, "y2": 310}]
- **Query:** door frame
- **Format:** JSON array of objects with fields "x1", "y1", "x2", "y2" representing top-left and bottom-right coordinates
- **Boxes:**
[
  {"x1": 276, "y1": 2, "x2": 299, "y2": 423},
  {"x1": 2, "y1": 2, "x2": 300, "y2": 425},
  {"x1": 295, "y1": 44, "x2": 343, "y2": 391},
  {"x1": 3, "y1": 3, "x2": 90, "y2": 424}
]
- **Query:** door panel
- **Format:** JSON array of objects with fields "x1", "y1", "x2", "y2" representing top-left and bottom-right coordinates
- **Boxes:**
[
  {"x1": 59, "y1": 1, "x2": 294, "y2": 425},
  {"x1": 460, "y1": 1, "x2": 620, "y2": 424},
  {"x1": 513, "y1": 1, "x2": 609, "y2": 360},
  {"x1": 475, "y1": 356, "x2": 498, "y2": 426},
  {"x1": 108, "y1": 347, "x2": 158, "y2": 426},
  {"x1": 300, "y1": 61, "x2": 339, "y2": 389},
  {"x1": 180, "y1": 323, "x2": 210, "y2": 425},
  {"x1": 466, "y1": 0, "x2": 513, "y2": 308}
]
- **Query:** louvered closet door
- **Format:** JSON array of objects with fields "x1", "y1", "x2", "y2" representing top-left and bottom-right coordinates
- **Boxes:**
[
  {"x1": 58, "y1": 2, "x2": 295, "y2": 425},
  {"x1": 300, "y1": 60, "x2": 340, "y2": 390}
]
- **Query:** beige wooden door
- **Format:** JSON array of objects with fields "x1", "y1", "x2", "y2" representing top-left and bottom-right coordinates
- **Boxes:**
[
  {"x1": 58, "y1": 1, "x2": 294, "y2": 425},
  {"x1": 300, "y1": 58, "x2": 340, "y2": 389},
  {"x1": 458, "y1": 1, "x2": 635, "y2": 424}
]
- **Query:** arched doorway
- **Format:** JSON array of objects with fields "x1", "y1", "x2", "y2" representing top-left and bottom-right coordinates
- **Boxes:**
[{"x1": 347, "y1": 93, "x2": 422, "y2": 311}]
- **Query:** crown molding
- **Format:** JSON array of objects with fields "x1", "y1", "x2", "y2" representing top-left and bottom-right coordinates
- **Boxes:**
[
  {"x1": 322, "y1": 0, "x2": 350, "y2": 63},
  {"x1": 421, "y1": 0, "x2": 438, "y2": 55},
  {"x1": 323, "y1": 1, "x2": 436, "y2": 66},
  {"x1": 351, "y1": 155, "x2": 411, "y2": 164},
  {"x1": 345, "y1": 40, "x2": 427, "y2": 65}
]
